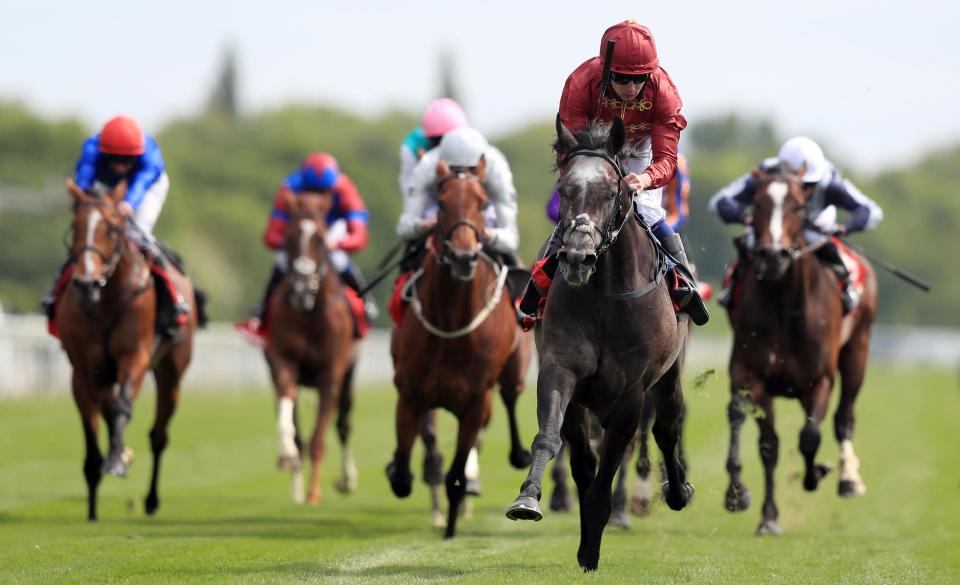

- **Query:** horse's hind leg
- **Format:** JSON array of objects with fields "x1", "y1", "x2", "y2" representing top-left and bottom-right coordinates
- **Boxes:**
[
  {"x1": 498, "y1": 345, "x2": 532, "y2": 469},
  {"x1": 306, "y1": 371, "x2": 341, "y2": 505},
  {"x1": 650, "y1": 365, "x2": 694, "y2": 512},
  {"x1": 799, "y1": 377, "x2": 833, "y2": 493},
  {"x1": 631, "y1": 394, "x2": 656, "y2": 516},
  {"x1": 609, "y1": 433, "x2": 635, "y2": 528},
  {"x1": 386, "y1": 393, "x2": 419, "y2": 499},
  {"x1": 71, "y1": 372, "x2": 103, "y2": 521},
  {"x1": 506, "y1": 364, "x2": 577, "y2": 522},
  {"x1": 145, "y1": 358, "x2": 183, "y2": 516},
  {"x1": 444, "y1": 393, "x2": 492, "y2": 539},
  {"x1": 549, "y1": 444, "x2": 573, "y2": 512},
  {"x1": 579, "y1": 399, "x2": 642, "y2": 572},
  {"x1": 334, "y1": 360, "x2": 358, "y2": 494},
  {"x1": 755, "y1": 393, "x2": 780, "y2": 535},
  {"x1": 835, "y1": 326, "x2": 870, "y2": 497},
  {"x1": 419, "y1": 410, "x2": 445, "y2": 527}
]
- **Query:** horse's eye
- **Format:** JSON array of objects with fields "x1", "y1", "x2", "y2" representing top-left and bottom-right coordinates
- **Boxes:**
[{"x1": 437, "y1": 201, "x2": 447, "y2": 212}]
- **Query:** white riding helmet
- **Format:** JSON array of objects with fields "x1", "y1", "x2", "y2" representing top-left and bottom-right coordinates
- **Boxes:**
[
  {"x1": 439, "y1": 127, "x2": 488, "y2": 167},
  {"x1": 778, "y1": 136, "x2": 827, "y2": 183}
]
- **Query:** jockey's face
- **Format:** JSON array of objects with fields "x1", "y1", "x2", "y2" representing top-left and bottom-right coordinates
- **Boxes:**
[
  {"x1": 105, "y1": 155, "x2": 136, "y2": 176},
  {"x1": 611, "y1": 77, "x2": 646, "y2": 101}
]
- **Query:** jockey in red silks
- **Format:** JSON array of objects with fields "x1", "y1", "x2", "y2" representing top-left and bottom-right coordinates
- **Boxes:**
[
  {"x1": 519, "y1": 20, "x2": 709, "y2": 328},
  {"x1": 709, "y1": 136, "x2": 884, "y2": 313},
  {"x1": 42, "y1": 114, "x2": 189, "y2": 338},
  {"x1": 235, "y1": 152, "x2": 374, "y2": 346}
]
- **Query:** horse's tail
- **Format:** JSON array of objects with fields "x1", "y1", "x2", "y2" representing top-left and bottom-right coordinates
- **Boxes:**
[{"x1": 193, "y1": 287, "x2": 209, "y2": 329}]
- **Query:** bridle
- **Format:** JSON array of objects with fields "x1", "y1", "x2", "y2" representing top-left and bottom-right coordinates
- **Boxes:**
[
  {"x1": 70, "y1": 199, "x2": 128, "y2": 289},
  {"x1": 286, "y1": 212, "x2": 330, "y2": 306},
  {"x1": 558, "y1": 149, "x2": 631, "y2": 258},
  {"x1": 434, "y1": 171, "x2": 487, "y2": 266}
]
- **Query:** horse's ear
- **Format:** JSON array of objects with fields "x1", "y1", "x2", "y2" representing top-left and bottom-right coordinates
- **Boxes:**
[
  {"x1": 112, "y1": 179, "x2": 128, "y2": 204},
  {"x1": 472, "y1": 155, "x2": 486, "y2": 182},
  {"x1": 751, "y1": 167, "x2": 764, "y2": 181},
  {"x1": 607, "y1": 117, "x2": 626, "y2": 157},
  {"x1": 556, "y1": 114, "x2": 577, "y2": 154},
  {"x1": 436, "y1": 158, "x2": 452, "y2": 180},
  {"x1": 284, "y1": 191, "x2": 299, "y2": 215},
  {"x1": 66, "y1": 178, "x2": 89, "y2": 202}
]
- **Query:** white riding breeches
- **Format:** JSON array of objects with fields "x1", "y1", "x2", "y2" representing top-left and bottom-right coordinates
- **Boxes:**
[
  {"x1": 133, "y1": 172, "x2": 169, "y2": 235},
  {"x1": 623, "y1": 155, "x2": 666, "y2": 226}
]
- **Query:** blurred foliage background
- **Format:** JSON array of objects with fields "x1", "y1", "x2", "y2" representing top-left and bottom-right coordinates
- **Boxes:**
[{"x1": 1, "y1": 64, "x2": 955, "y2": 326}]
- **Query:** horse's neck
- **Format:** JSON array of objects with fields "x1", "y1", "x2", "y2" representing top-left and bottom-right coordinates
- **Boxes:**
[
  {"x1": 750, "y1": 254, "x2": 827, "y2": 337},
  {"x1": 420, "y1": 254, "x2": 496, "y2": 327},
  {"x1": 102, "y1": 244, "x2": 144, "y2": 299},
  {"x1": 595, "y1": 221, "x2": 652, "y2": 291}
]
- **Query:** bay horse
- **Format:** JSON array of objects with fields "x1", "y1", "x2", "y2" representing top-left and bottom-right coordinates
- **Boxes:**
[
  {"x1": 266, "y1": 192, "x2": 358, "y2": 504},
  {"x1": 506, "y1": 117, "x2": 693, "y2": 571},
  {"x1": 57, "y1": 179, "x2": 199, "y2": 520},
  {"x1": 387, "y1": 158, "x2": 524, "y2": 538},
  {"x1": 723, "y1": 168, "x2": 877, "y2": 535}
]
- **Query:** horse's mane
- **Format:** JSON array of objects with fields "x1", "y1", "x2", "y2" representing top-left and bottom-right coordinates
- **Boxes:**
[{"x1": 551, "y1": 120, "x2": 637, "y2": 171}]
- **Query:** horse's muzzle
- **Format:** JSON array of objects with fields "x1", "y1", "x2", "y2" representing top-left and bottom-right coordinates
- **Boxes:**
[
  {"x1": 442, "y1": 243, "x2": 480, "y2": 282},
  {"x1": 559, "y1": 247, "x2": 597, "y2": 287},
  {"x1": 755, "y1": 248, "x2": 791, "y2": 281},
  {"x1": 72, "y1": 277, "x2": 102, "y2": 305}
]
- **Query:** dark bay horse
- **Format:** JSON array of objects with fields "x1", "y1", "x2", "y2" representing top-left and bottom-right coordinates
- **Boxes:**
[
  {"x1": 723, "y1": 169, "x2": 877, "y2": 535},
  {"x1": 266, "y1": 192, "x2": 358, "y2": 504},
  {"x1": 388, "y1": 158, "x2": 524, "y2": 538},
  {"x1": 57, "y1": 179, "x2": 199, "y2": 520},
  {"x1": 506, "y1": 117, "x2": 693, "y2": 571}
]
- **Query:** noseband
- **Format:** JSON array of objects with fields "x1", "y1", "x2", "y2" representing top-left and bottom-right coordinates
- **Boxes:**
[{"x1": 559, "y1": 149, "x2": 630, "y2": 257}]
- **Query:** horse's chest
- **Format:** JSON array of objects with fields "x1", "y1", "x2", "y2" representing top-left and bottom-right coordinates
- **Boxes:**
[{"x1": 738, "y1": 335, "x2": 829, "y2": 393}]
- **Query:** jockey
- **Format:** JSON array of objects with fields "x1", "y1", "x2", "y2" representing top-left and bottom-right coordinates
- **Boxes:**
[
  {"x1": 41, "y1": 115, "x2": 188, "y2": 336},
  {"x1": 397, "y1": 126, "x2": 520, "y2": 263},
  {"x1": 708, "y1": 136, "x2": 884, "y2": 313},
  {"x1": 519, "y1": 20, "x2": 709, "y2": 327},
  {"x1": 235, "y1": 152, "x2": 374, "y2": 346},
  {"x1": 398, "y1": 98, "x2": 469, "y2": 198}
]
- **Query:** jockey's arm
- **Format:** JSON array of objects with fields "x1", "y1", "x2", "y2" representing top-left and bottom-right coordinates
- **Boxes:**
[
  {"x1": 482, "y1": 148, "x2": 520, "y2": 254},
  {"x1": 396, "y1": 150, "x2": 438, "y2": 241},
  {"x1": 74, "y1": 136, "x2": 101, "y2": 190},
  {"x1": 644, "y1": 94, "x2": 687, "y2": 190},
  {"x1": 331, "y1": 176, "x2": 370, "y2": 252},
  {"x1": 823, "y1": 173, "x2": 883, "y2": 233},
  {"x1": 125, "y1": 137, "x2": 165, "y2": 211},
  {"x1": 709, "y1": 173, "x2": 757, "y2": 224},
  {"x1": 263, "y1": 185, "x2": 292, "y2": 250}
]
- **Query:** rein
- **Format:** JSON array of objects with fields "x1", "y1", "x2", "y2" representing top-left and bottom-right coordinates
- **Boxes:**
[
  {"x1": 402, "y1": 250, "x2": 509, "y2": 339},
  {"x1": 559, "y1": 149, "x2": 630, "y2": 257}
]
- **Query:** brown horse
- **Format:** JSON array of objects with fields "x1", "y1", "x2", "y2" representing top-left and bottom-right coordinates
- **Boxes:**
[
  {"x1": 387, "y1": 158, "x2": 522, "y2": 538},
  {"x1": 57, "y1": 179, "x2": 199, "y2": 520},
  {"x1": 506, "y1": 118, "x2": 693, "y2": 571},
  {"x1": 723, "y1": 168, "x2": 877, "y2": 535},
  {"x1": 266, "y1": 192, "x2": 358, "y2": 504}
]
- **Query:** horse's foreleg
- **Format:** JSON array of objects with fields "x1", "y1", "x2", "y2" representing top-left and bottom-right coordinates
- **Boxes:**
[
  {"x1": 103, "y1": 352, "x2": 150, "y2": 478},
  {"x1": 755, "y1": 393, "x2": 780, "y2": 535},
  {"x1": 499, "y1": 353, "x2": 532, "y2": 469},
  {"x1": 307, "y1": 372, "x2": 339, "y2": 505},
  {"x1": 334, "y1": 360, "x2": 358, "y2": 494},
  {"x1": 145, "y1": 359, "x2": 183, "y2": 516},
  {"x1": 631, "y1": 393, "x2": 655, "y2": 516},
  {"x1": 579, "y1": 399, "x2": 642, "y2": 572},
  {"x1": 71, "y1": 372, "x2": 103, "y2": 521},
  {"x1": 386, "y1": 393, "x2": 419, "y2": 499},
  {"x1": 506, "y1": 364, "x2": 577, "y2": 522},
  {"x1": 270, "y1": 357, "x2": 302, "y2": 501},
  {"x1": 650, "y1": 371, "x2": 694, "y2": 513},
  {"x1": 799, "y1": 377, "x2": 833, "y2": 493},
  {"x1": 835, "y1": 327, "x2": 870, "y2": 497},
  {"x1": 444, "y1": 393, "x2": 492, "y2": 539},
  {"x1": 725, "y1": 376, "x2": 759, "y2": 513}
]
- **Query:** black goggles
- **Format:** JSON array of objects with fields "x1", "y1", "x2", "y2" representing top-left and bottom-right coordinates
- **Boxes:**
[
  {"x1": 103, "y1": 154, "x2": 137, "y2": 166},
  {"x1": 610, "y1": 72, "x2": 650, "y2": 86}
]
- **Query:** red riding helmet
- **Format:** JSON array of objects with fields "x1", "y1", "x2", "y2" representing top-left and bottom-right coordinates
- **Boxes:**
[
  {"x1": 98, "y1": 115, "x2": 145, "y2": 156},
  {"x1": 601, "y1": 20, "x2": 659, "y2": 75}
]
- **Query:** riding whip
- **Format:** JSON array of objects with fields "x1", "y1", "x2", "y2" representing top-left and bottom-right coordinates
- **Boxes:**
[
  {"x1": 840, "y1": 238, "x2": 931, "y2": 292},
  {"x1": 596, "y1": 40, "x2": 617, "y2": 119}
]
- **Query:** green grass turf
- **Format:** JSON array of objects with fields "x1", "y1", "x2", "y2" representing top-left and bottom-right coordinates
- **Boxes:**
[{"x1": 0, "y1": 363, "x2": 958, "y2": 584}]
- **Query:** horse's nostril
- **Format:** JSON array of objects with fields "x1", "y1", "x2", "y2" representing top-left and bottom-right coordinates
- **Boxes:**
[{"x1": 582, "y1": 254, "x2": 598, "y2": 267}]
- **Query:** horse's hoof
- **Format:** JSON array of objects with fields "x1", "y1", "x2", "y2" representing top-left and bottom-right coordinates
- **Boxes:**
[
  {"x1": 608, "y1": 509, "x2": 631, "y2": 529},
  {"x1": 725, "y1": 483, "x2": 751, "y2": 512},
  {"x1": 431, "y1": 510, "x2": 447, "y2": 529},
  {"x1": 838, "y1": 479, "x2": 866, "y2": 497},
  {"x1": 334, "y1": 474, "x2": 358, "y2": 494},
  {"x1": 663, "y1": 481, "x2": 694, "y2": 511},
  {"x1": 549, "y1": 485, "x2": 572, "y2": 512},
  {"x1": 102, "y1": 456, "x2": 127, "y2": 478},
  {"x1": 276, "y1": 454, "x2": 301, "y2": 471},
  {"x1": 506, "y1": 495, "x2": 542, "y2": 521},
  {"x1": 509, "y1": 448, "x2": 532, "y2": 469},
  {"x1": 804, "y1": 463, "x2": 833, "y2": 492},
  {"x1": 307, "y1": 491, "x2": 321, "y2": 505},
  {"x1": 422, "y1": 452, "x2": 444, "y2": 486},
  {"x1": 630, "y1": 496, "x2": 652, "y2": 517},
  {"x1": 465, "y1": 478, "x2": 482, "y2": 497},
  {"x1": 755, "y1": 519, "x2": 782, "y2": 536},
  {"x1": 144, "y1": 494, "x2": 159, "y2": 516},
  {"x1": 385, "y1": 461, "x2": 413, "y2": 498}
]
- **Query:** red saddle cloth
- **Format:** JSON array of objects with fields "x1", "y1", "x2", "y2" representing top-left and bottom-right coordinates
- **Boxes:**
[
  {"x1": 47, "y1": 264, "x2": 75, "y2": 339},
  {"x1": 388, "y1": 272, "x2": 413, "y2": 326},
  {"x1": 343, "y1": 287, "x2": 369, "y2": 339},
  {"x1": 832, "y1": 237, "x2": 867, "y2": 298}
]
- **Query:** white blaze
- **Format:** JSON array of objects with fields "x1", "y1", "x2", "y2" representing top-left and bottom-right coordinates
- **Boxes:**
[
  {"x1": 298, "y1": 219, "x2": 317, "y2": 261},
  {"x1": 84, "y1": 209, "x2": 102, "y2": 275},
  {"x1": 767, "y1": 181, "x2": 788, "y2": 250}
]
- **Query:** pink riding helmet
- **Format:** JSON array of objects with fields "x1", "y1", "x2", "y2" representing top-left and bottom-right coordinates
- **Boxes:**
[{"x1": 422, "y1": 98, "x2": 468, "y2": 138}]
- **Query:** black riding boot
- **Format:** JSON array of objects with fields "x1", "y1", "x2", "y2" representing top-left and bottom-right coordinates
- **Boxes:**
[
  {"x1": 149, "y1": 252, "x2": 190, "y2": 338},
  {"x1": 816, "y1": 240, "x2": 858, "y2": 314},
  {"x1": 40, "y1": 258, "x2": 71, "y2": 318},
  {"x1": 662, "y1": 233, "x2": 710, "y2": 326},
  {"x1": 517, "y1": 228, "x2": 563, "y2": 328},
  {"x1": 341, "y1": 264, "x2": 379, "y2": 321}
]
